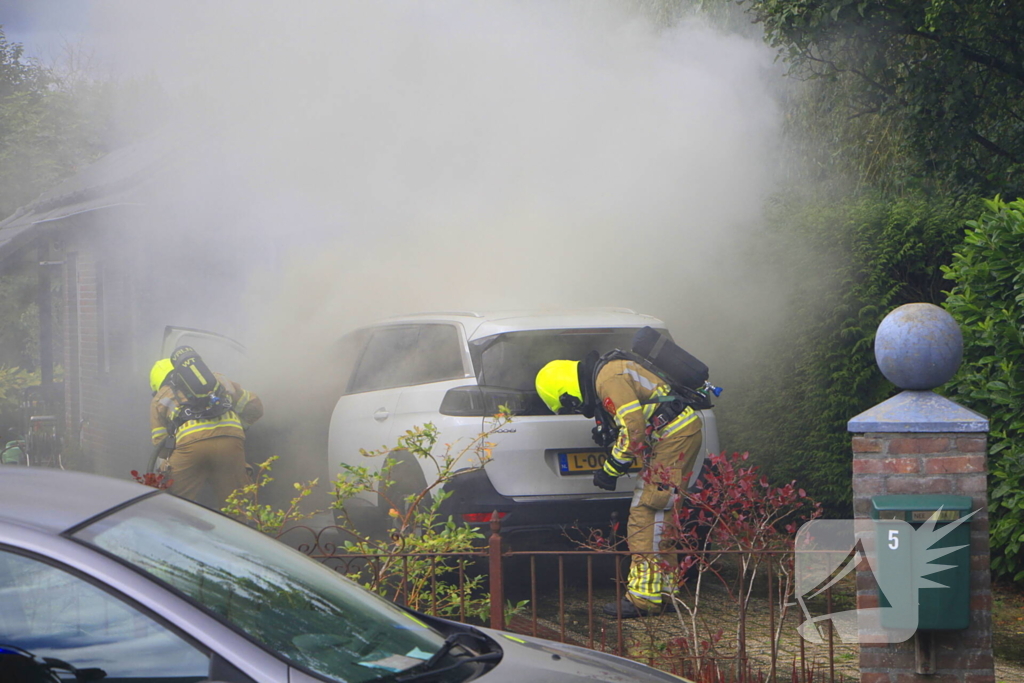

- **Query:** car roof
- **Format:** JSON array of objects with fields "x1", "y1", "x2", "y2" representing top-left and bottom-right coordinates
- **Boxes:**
[
  {"x1": 368, "y1": 308, "x2": 666, "y2": 341},
  {"x1": 0, "y1": 468, "x2": 152, "y2": 534}
]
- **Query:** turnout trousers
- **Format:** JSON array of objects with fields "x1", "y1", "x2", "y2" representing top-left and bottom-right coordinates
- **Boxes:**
[
  {"x1": 167, "y1": 435, "x2": 250, "y2": 508},
  {"x1": 625, "y1": 420, "x2": 703, "y2": 612}
]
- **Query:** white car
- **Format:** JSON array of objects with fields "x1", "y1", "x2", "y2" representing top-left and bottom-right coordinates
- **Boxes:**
[{"x1": 328, "y1": 309, "x2": 720, "y2": 538}]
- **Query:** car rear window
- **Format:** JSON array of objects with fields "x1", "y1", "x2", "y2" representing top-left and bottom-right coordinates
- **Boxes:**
[
  {"x1": 347, "y1": 324, "x2": 465, "y2": 394},
  {"x1": 470, "y1": 328, "x2": 663, "y2": 391}
]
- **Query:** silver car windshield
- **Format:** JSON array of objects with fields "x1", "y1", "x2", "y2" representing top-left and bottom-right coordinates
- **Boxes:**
[{"x1": 73, "y1": 493, "x2": 451, "y2": 682}]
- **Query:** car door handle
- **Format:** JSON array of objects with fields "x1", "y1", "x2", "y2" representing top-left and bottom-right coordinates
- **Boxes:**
[{"x1": 373, "y1": 408, "x2": 390, "y2": 422}]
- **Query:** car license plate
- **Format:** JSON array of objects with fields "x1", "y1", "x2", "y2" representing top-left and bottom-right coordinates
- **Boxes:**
[{"x1": 557, "y1": 451, "x2": 639, "y2": 475}]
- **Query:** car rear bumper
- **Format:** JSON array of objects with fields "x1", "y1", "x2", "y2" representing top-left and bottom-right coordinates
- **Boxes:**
[{"x1": 439, "y1": 468, "x2": 631, "y2": 538}]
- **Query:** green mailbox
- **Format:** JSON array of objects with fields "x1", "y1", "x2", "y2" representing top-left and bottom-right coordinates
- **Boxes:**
[{"x1": 870, "y1": 495, "x2": 973, "y2": 631}]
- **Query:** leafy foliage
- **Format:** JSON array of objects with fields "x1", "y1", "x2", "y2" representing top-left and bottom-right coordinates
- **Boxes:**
[
  {"x1": 942, "y1": 196, "x2": 1024, "y2": 583},
  {"x1": 591, "y1": 452, "x2": 821, "y2": 678},
  {"x1": 0, "y1": 365, "x2": 42, "y2": 419},
  {"x1": 668, "y1": 451, "x2": 821, "y2": 678},
  {"x1": 330, "y1": 410, "x2": 527, "y2": 622},
  {"x1": 0, "y1": 254, "x2": 67, "y2": 389},
  {"x1": 222, "y1": 456, "x2": 319, "y2": 536},
  {"x1": 0, "y1": 363, "x2": 65, "y2": 442},
  {"x1": 0, "y1": 30, "x2": 45, "y2": 99},
  {"x1": 742, "y1": 0, "x2": 1024, "y2": 197},
  {"x1": 722, "y1": 189, "x2": 979, "y2": 513},
  {"x1": 0, "y1": 266, "x2": 42, "y2": 371},
  {"x1": 0, "y1": 27, "x2": 119, "y2": 222}
]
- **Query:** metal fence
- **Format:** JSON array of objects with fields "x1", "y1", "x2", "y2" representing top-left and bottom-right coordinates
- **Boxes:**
[{"x1": 278, "y1": 517, "x2": 855, "y2": 683}]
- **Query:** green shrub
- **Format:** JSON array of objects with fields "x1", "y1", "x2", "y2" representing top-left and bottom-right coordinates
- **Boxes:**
[
  {"x1": 942, "y1": 196, "x2": 1024, "y2": 583},
  {"x1": 725, "y1": 189, "x2": 979, "y2": 513},
  {"x1": 222, "y1": 456, "x2": 318, "y2": 535},
  {"x1": 329, "y1": 412, "x2": 527, "y2": 622},
  {"x1": 0, "y1": 365, "x2": 39, "y2": 417}
]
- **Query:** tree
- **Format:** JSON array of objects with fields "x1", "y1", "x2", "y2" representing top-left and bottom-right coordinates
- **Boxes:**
[
  {"x1": 744, "y1": 0, "x2": 1024, "y2": 196},
  {"x1": 0, "y1": 26, "x2": 118, "y2": 222},
  {"x1": 0, "y1": 30, "x2": 44, "y2": 99}
]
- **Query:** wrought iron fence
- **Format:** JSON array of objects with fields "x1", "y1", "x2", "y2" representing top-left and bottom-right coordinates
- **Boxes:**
[{"x1": 277, "y1": 517, "x2": 855, "y2": 683}]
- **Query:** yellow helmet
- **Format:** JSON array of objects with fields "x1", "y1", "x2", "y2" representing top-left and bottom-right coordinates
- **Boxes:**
[
  {"x1": 149, "y1": 358, "x2": 174, "y2": 394},
  {"x1": 535, "y1": 360, "x2": 583, "y2": 415}
]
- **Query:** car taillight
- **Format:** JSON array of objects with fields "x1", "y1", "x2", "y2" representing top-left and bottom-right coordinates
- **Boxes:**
[
  {"x1": 462, "y1": 511, "x2": 508, "y2": 523},
  {"x1": 439, "y1": 386, "x2": 547, "y2": 416}
]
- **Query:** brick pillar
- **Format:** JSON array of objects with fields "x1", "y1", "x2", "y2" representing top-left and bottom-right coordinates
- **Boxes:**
[{"x1": 849, "y1": 304, "x2": 992, "y2": 683}]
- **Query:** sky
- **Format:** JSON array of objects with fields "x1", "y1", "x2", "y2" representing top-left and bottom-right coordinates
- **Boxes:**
[{"x1": 2, "y1": 0, "x2": 91, "y2": 60}]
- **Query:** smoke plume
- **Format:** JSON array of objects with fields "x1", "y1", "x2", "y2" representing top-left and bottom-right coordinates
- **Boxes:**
[{"x1": 59, "y1": 1, "x2": 788, "y2": 483}]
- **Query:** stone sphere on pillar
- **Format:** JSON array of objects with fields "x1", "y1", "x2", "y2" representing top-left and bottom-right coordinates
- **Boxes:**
[{"x1": 874, "y1": 303, "x2": 963, "y2": 390}]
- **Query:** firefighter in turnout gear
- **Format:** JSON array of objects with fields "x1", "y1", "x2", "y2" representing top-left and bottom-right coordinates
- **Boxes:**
[
  {"x1": 536, "y1": 354, "x2": 703, "y2": 618},
  {"x1": 149, "y1": 346, "x2": 264, "y2": 507}
]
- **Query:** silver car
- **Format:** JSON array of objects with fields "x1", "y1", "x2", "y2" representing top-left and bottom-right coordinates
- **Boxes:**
[
  {"x1": 0, "y1": 468, "x2": 690, "y2": 682},
  {"x1": 327, "y1": 309, "x2": 720, "y2": 537}
]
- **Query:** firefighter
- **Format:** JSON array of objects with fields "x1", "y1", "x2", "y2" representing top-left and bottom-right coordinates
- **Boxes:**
[
  {"x1": 536, "y1": 354, "x2": 702, "y2": 618},
  {"x1": 149, "y1": 348, "x2": 263, "y2": 507}
]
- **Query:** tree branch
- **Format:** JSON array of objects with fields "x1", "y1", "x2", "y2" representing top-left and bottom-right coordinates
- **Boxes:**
[
  {"x1": 970, "y1": 130, "x2": 1021, "y2": 163},
  {"x1": 902, "y1": 27, "x2": 1024, "y2": 86}
]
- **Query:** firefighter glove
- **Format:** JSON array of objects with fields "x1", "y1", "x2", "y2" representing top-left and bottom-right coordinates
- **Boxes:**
[
  {"x1": 593, "y1": 469, "x2": 618, "y2": 491},
  {"x1": 593, "y1": 455, "x2": 631, "y2": 490},
  {"x1": 604, "y1": 456, "x2": 632, "y2": 477}
]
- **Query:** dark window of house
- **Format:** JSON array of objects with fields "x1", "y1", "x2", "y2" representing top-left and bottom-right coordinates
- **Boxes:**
[
  {"x1": 0, "y1": 548, "x2": 211, "y2": 680},
  {"x1": 346, "y1": 325, "x2": 464, "y2": 394}
]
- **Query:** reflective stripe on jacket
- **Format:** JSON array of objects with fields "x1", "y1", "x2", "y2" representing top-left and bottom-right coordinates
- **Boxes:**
[
  {"x1": 594, "y1": 359, "x2": 699, "y2": 465},
  {"x1": 150, "y1": 374, "x2": 263, "y2": 448}
]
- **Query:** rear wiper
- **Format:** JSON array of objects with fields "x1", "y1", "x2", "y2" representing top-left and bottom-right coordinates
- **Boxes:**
[{"x1": 394, "y1": 631, "x2": 500, "y2": 683}]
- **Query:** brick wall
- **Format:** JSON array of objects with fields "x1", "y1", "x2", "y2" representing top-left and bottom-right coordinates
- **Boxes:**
[
  {"x1": 63, "y1": 238, "x2": 148, "y2": 477},
  {"x1": 853, "y1": 433, "x2": 993, "y2": 683},
  {"x1": 76, "y1": 250, "x2": 103, "y2": 461}
]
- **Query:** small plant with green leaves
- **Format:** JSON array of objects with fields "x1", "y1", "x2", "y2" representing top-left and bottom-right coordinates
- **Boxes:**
[
  {"x1": 330, "y1": 407, "x2": 527, "y2": 622},
  {"x1": 222, "y1": 456, "x2": 319, "y2": 536}
]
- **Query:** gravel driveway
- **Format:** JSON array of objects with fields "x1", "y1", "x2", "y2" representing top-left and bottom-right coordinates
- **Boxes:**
[{"x1": 517, "y1": 572, "x2": 1024, "y2": 681}]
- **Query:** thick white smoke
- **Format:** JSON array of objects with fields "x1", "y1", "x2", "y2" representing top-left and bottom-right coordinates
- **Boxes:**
[{"x1": 57, "y1": 1, "x2": 787, "y2": 483}]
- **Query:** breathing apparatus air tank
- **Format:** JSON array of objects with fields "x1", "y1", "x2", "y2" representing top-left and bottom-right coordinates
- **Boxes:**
[{"x1": 630, "y1": 326, "x2": 723, "y2": 405}]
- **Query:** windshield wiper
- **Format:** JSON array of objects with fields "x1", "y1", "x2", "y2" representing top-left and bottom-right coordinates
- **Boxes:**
[
  {"x1": 423, "y1": 631, "x2": 489, "y2": 669},
  {"x1": 0, "y1": 644, "x2": 106, "y2": 682},
  {"x1": 394, "y1": 631, "x2": 500, "y2": 683},
  {"x1": 395, "y1": 652, "x2": 501, "y2": 683}
]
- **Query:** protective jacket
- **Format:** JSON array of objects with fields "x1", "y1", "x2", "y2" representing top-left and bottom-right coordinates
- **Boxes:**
[
  {"x1": 150, "y1": 374, "x2": 263, "y2": 449},
  {"x1": 590, "y1": 357, "x2": 700, "y2": 470}
]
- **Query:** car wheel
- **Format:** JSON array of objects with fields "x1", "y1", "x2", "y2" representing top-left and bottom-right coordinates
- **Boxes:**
[{"x1": 377, "y1": 450, "x2": 433, "y2": 521}]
